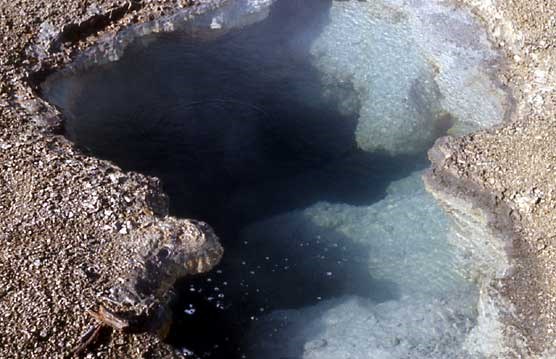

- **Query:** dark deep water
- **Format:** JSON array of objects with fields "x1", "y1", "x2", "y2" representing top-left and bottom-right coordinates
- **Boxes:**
[{"x1": 41, "y1": 0, "x2": 510, "y2": 357}]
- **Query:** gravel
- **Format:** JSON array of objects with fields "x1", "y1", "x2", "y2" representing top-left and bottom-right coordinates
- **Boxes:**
[
  {"x1": 427, "y1": 0, "x2": 556, "y2": 355},
  {"x1": 1, "y1": 0, "x2": 555, "y2": 357},
  {"x1": 0, "y1": 1, "x2": 222, "y2": 358}
]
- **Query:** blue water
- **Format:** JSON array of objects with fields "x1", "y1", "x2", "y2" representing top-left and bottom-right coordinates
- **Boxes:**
[{"x1": 42, "y1": 0, "x2": 508, "y2": 357}]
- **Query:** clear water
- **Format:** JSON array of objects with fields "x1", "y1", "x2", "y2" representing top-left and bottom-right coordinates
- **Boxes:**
[{"x1": 41, "y1": 0, "x2": 509, "y2": 358}]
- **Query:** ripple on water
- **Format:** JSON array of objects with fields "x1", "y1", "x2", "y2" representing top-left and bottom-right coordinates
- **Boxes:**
[{"x1": 41, "y1": 0, "x2": 509, "y2": 357}]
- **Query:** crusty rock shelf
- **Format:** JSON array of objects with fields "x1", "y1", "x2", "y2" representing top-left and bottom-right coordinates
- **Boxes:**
[
  {"x1": 0, "y1": 1, "x2": 229, "y2": 358},
  {"x1": 426, "y1": 0, "x2": 556, "y2": 356},
  {"x1": 0, "y1": 0, "x2": 554, "y2": 358}
]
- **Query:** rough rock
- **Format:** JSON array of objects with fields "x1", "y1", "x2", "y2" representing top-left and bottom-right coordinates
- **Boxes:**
[
  {"x1": 0, "y1": 1, "x2": 235, "y2": 358},
  {"x1": 0, "y1": 0, "x2": 555, "y2": 357},
  {"x1": 426, "y1": 0, "x2": 556, "y2": 355}
]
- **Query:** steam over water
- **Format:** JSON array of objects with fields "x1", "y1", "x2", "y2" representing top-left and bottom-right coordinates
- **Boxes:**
[{"x1": 42, "y1": 0, "x2": 509, "y2": 358}]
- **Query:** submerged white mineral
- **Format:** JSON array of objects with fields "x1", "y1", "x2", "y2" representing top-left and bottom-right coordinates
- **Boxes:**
[
  {"x1": 238, "y1": 1, "x2": 511, "y2": 356},
  {"x1": 39, "y1": 0, "x2": 513, "y2": 357},
  {"x1": 310, "y1": 0, "x2": 509, "y2": 155},
  {"x1": 243, "y1": 171, "x2": 482, "y2": 358}
]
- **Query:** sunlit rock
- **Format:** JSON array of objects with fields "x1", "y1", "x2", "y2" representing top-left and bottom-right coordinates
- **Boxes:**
[{"x1": 39, "y1": 0, "x2": 511, "y2": 356}]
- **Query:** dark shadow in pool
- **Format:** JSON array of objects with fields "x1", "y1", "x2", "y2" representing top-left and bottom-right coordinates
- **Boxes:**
[
  {"x1": 168, "y1": 216, "x2": 397, "y2": 358},
  {"x1": 40, "y1": 0, "x2": 440, "y2": 357},
  {"x1": 42, "y1": 0, "x2": 431, "y2": 234}
]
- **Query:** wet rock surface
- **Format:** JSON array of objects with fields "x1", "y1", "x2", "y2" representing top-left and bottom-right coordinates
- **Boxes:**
[
  {"x1": 309, "y1": 0, "x2": 509, "y2": 155},
  {"x1": 0, "y1": 0, "x2": 555, "y2": 358},
  {"x1": 427, "y1": 0, "x2": 556, "y2": 355},
  {"x1": 0, "y1": 1, "x2": 229, "y2": 358},
  {"x1": 38, "y1": 1, "x2": 510, "y2": 356},
  {"x1": 248, "y1": 294, "x2": 477, "y2": 359},
  {"x1": 239, "y1": 170, "x2": 480, "y2": 358}
]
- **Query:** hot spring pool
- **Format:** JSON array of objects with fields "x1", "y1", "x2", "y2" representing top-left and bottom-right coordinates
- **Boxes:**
[{"x1": 41, "y1": 0, "x2": 511, "y2": 357}]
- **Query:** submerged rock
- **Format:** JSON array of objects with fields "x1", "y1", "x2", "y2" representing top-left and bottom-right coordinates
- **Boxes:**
[
  {"x1": 248, "y1": 295, "x2": 477, "y2": 359},
  {"x1": 237, "y1": 170, "x2": 489, "y2": 356},
  {"x1": 0, "y1": 0, "x2": 553, "y2": 357},
  {"x1": 237, "y1": 171, "x2": 473, "y2": 300},
  {"x1": 310, "y1": 0, "x2": 509, "y2": 155},
  {"x1": 28, "y1": 0, "x2": 515, "y2": 357}
]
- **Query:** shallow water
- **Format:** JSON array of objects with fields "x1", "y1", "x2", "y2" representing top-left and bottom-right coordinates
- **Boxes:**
[{"x1": 42, "y1": 0, "x2": 509, "y2": 357}]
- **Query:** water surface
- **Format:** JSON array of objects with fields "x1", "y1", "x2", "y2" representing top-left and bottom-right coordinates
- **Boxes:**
[{"x1": 42, "y1": 0, "x2": 509, "y2": 357}]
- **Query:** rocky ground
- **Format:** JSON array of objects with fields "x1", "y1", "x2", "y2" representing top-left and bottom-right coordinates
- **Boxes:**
[
  {"x1": 1, "y1": 0, "x2": 555, "y2": 358},
  {"x1": 427, "y1": 0, "x2": 556, "y2": 356},
  {"x1": 0, "y1": 1, "x2": 223, "y2": 358}
]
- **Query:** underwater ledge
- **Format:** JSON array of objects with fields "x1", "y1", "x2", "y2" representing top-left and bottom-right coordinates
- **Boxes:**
[
  {"x1": 426, "y1": 0, "x2": 556, "y2": 355},
  {"x1": 0, "y1": 0, "x2": 555, "y2": 358}
]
